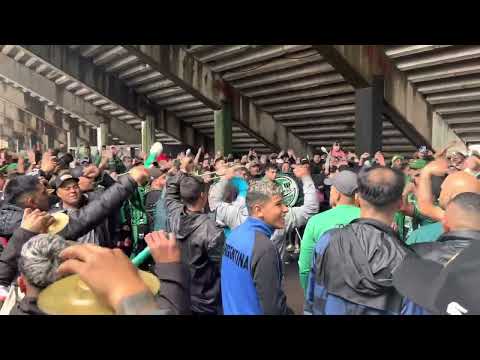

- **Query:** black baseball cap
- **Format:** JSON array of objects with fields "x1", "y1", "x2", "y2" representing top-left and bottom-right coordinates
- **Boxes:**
[
  {"x1": 55, "y1": 173, "x2": 79, "y2": 189},
  {"x1": 393, "y1": 241, "x2": 480, "y2": 315}
]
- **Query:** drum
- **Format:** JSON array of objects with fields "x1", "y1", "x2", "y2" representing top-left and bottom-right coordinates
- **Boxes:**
[{"x1": 274, "y1": 175, "x2": 300, "y2": 207}]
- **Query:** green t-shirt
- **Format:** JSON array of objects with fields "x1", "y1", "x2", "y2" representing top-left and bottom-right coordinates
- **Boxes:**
[
  {"x1": 406, "y1": 222, "x2": 443, "y2": 246},
  {"x1": 298, "y1": 204, "x2": 361, "y2": 292}
]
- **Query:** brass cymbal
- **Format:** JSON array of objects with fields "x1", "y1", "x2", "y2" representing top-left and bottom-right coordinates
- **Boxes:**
[
  {"x1": 47, "y1": 212, "x2": 69, "y2": 235},
  {"x1": 37, "y1": 270, "x2": 161, "y2": 315}
]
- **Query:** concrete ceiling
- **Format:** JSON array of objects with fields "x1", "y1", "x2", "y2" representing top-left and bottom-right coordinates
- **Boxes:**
[
  {"x1": 0, "y1": 45, "x2": 180, "y2": 146},
  {"x1": 3, "y1": 44, "x2": 464, "y2": 156},
  {"x1": 184, "y1": 45, "x2": 416, "y2": 157},
  {"x1": 384, "y1": 45, "x2": 480, "y2": 145}
]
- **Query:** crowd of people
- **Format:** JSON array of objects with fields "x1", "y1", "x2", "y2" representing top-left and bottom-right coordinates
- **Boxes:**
[{"x1": 1, "y1": 137, "x2": 480, "y2": 315}]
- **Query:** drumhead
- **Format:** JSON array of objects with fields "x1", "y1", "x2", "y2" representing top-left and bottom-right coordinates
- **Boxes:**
[{"x1": 274, "y1": 175, "x2": 299, "y2": 207}]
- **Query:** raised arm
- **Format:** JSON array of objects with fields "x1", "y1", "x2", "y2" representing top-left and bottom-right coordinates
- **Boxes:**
[
  {"x1": 284, "y1": 165, "x2": 319, "y2": 233},
  {"x1": 61, "y1": 167, "x2": 148, "y2": 240},
  {"x1": 434, "y1": 140, "x2": 458, "y2": 159},
  {"x1": 417, "y1": 159, "x2": 449, "y2": 222}
]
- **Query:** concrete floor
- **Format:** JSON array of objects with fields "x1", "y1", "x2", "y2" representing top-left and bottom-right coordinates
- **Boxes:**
[{"x1": 283, "y1": 255, "x2": 305, "y2": 315}]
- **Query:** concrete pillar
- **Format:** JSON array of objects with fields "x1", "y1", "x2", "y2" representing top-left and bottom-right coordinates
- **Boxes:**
[
  {"x1": 66, "y1": 130, "x2": 73, "y2": 151},
  {"x1": 355, "y1": 76, "x2": 384, "y2": 155},
  {"x1": 214, "y1": 101, "x2": 232, "y2": 156},
  {"x1": 432, "y1": 112, "x2": 465, "y2": 152},
  {"x1": 141, "y1": 114, "x2": 155, "y2": 153},
  {"x1": 42, "y1": 134, "x2": 49, "y2": 151},
  {"x1": 97, "y1": 122, "x2": 109, "y2": 150}
]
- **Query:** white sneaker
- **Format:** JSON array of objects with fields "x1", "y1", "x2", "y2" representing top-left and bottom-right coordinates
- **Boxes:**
[{"x1": 286, "y1": 244, "x2": 294, "y2": 253}]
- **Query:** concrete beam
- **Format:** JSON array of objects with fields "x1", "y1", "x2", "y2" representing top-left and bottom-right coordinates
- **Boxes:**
[
  {"x1": 435, "y1": 101, "x2": 480, "y2": 115},
  {"x1": 262, "y1": 94, "x2": 355, "y2": 113},
  {"x1": 313, "y1": 45, "x2": 433, "y2": 146},
  {"x1": 385, "y1": 45, "x2": 452, "y2": 59},
  {"x1": 0, "y1": 52, "x2": 101, "y2": 126},
  {"x1": 254, "y1": 83, "x2": 354, "y2": 106},
  {"x1": 222, "y1": 49, "x2": 322, "y2": 81},
  {"x1": 417, "y1": 75, "x2": 480, "y2": 94},
  {"x1": 214, "y1": 102, "x2": 232, "y2": 156},
  {"x1": 453, "y1": 126, "x2": 480, "y2": 134},
  {"x1": 122, "y1": 45, "x2": 223, "y2": 110},
  {"x1": 274, "y1": 105, "x2": 355, "y2": 120},
  {"x1": 232, "y1": 62, "x2": 334, "y2": 89},
  {"x1": 108, "y1": 116, "x2": 139, "y2": 145},
  {"x1": 0, "y1": 52, "x2": 140, "y2": 144},
  {"x1": 383, "y1": 102, "x2": 432, "y2": 150},
  {"x1": 301, "y1": 132, "x2": 355, "y2": 140},
  {"x1": 233, "y1": 94, "x2": 313, "y2": 155},
  {"x1": 444, "y1": 113, "x2": 480, "y2": 125},
  {"x1": 431, "y1": 113, "x2": 466, "y2": 151},
  {"x1": 291, "y1": 124, "x2": 354, "y2": 134},
  {"x1": 155, "y1": 109, "x2": 210, "y2": 151},
  {"x1": 19, "y1": 45, "x2": 205, "y2": 148},
  {"x1": 395, "y1": 46, "x2": 480, "y2": 71},
  {"x1": 281, "y1": 115, "x2": 355, "y2": 127},
  {"x1": 408, "y1": 59, "x2": 480, "y2": 83}
]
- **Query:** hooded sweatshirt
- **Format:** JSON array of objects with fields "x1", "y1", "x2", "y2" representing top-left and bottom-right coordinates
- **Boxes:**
[{"x1": 164, "y1": 172, "x2": 225, "y2": 314}]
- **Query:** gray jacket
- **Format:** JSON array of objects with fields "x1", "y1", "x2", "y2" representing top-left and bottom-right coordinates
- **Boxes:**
[{"x1": 209, "y1": 176, "x2": 319, "y2": 258}]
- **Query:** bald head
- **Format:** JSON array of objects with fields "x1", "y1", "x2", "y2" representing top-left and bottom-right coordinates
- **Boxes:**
[
  {"x1": 439, "y1": 171, "x2": 480, "y2": 210},
  {"x1": 443, "y1": 192, "x2": 480, "y2": 232}
]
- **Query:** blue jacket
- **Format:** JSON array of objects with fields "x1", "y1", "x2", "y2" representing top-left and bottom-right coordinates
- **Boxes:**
[
  {"x1": 304, "y1": 220, "x2": 428, "y2": 315},
  {"x1": 221, "y1": 217, "x2": 291, "y2": 315}
]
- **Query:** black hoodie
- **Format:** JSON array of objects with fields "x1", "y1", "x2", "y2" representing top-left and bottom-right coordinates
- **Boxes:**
[{"x1": 164, "y1": 172, "x2": 225, "y2": 314}]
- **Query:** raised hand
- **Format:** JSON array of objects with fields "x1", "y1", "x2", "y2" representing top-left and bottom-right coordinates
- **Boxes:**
[
  {"x1": 83, "y1": 164, "x2": 101, "y2": 179},
  {"x1": 423, "y1": 158, "x2": 449, "y2": 177},
  {"x1": 145, "y1": 231, "x2": 181, "y2": 264},
  {"x1": 21, "y1": 208, "x2": 55, "y2": 234},
  {"x1": 40, "y1": 152, "x2": 58, "y2": 174},
  {"x1": 128, "y1": 165, "x2": 150, "y2": 186}
]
